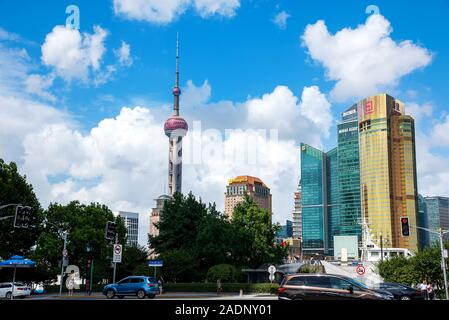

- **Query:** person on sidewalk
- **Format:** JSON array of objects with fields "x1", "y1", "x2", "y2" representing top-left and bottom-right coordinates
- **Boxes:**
[
  {"x1": 216, "y1": 279, "x2": 222, "y2": 295},
  {"x1": 158, "y1": 277, "x2": 164, "y2": 295},
  {"x1": 427, "y1": 283, "x2": 435, "y2": 300},
  {"x1": 419, "y1": 280, "x2": 428, "y2": 300}
]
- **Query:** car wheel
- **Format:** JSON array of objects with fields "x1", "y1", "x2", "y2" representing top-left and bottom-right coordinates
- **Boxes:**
[
  {"x1": 5, "y1": 292, "x2": 12, "y2": 300},
  {"x1": 137, "y1": 290, "x2": 146, "y2": 299},
  {"x1": 400, "y1": 296, "x2": 411, "y2": 300},
  {"x1": 106, "y1": 289, "x2": 115, "y2": 299}
]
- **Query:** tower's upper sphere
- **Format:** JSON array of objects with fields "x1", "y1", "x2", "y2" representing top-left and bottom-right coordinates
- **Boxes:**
[
  {"x1": 173, "y1": 87, "x2": 181, "y2": 96},
  {"x1": 164, "y1": 116, "x2": 188, "y2": 137}
]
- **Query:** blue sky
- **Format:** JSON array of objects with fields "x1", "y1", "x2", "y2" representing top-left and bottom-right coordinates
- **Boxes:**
[{"x1": 1, "y1": 0, "x2": 449, "y2": 246}]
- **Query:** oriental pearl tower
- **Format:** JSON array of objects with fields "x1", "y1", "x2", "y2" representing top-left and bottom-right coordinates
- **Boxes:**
[{"x1": 164, "y1": 34, "x2": 188, "y2": 196}]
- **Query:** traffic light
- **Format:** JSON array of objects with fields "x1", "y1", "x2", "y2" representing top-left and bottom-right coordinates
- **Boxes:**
[
  {"x1": 14, "y1": 206, "x2": 33, "y2": 228},
  {"x1": 105, "y1": 221, "x2": 117, "y2": 241},
  {"x1": 401, "y1": 217, "x2": 410, "y2": 237}
]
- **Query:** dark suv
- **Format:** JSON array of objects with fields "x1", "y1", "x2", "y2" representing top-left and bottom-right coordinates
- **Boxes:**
[{"x1": 278, "y1": 274, "x2": 394, "y2": 300}]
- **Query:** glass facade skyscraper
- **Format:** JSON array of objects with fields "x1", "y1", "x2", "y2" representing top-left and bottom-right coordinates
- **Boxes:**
[
  {"x1": 300, "y1": 143, "x2": 326, "y2": 253},
  {"x1": 424, "y1": 197, "x2": 449, "y2": 244},
  {"x1": 337, "y1": 105, "x2": 362, "y2": 241},
  {"x1": 358, "y1": 94, "x2": 419, "y2": 252},
  {"x1": 300, "y1": 143, "x2": 339, "y2": 254}
]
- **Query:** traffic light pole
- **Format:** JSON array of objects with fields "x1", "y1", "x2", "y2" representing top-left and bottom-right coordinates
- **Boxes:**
[
  {"x1": 411, "y1": 225, "x2": 449, "y2": 300},
  {"x1": 438, "y1": 228, "x2": 449, "y2": 301},
  {"x1": 112, "y1": 233, "x2": 118, "y2": 284},
  {"x1": 59, "y1": 232, "x2": 68, "y2": 296}
]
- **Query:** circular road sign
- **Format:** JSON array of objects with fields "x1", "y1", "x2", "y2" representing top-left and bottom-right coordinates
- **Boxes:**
[
  {"x1": 268, "y1": 265, "x2": 276, "y2": 275},
  {"x1": 62, "y1": 249, "x2": 68, "y2": 258},
  {"x1": 356, "y1": 265, "x2": 366, "y2": 276},
  {"x1": 114, "y1": 244, "x2": 122, "y2": 255}
]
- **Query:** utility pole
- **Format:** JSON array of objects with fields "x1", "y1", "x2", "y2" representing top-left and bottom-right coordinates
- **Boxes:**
[
  {"x1": 112, "y1": 233, "x2": 118, "y2": 283},
  {"x1": 59, "y1": 232, "x2": 68, "y2": 296},
  {"x1": 439, "y1": 228, "x2": 449, "y2": 300},
  {"x1": 380, "y1": 233, "x2": 384, "y2": 262}
]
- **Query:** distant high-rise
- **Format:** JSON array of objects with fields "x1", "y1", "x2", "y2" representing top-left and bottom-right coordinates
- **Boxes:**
[
  {"x1": 358, "y1": 94, "x2": 419, "y2": 252},
  {"x1": 292, "y1": 182, "x2": 302, "y2": 239},
  {"x1": 224, "y1": 176, "x2": 272, "y2": 219},
  {"x1": 424, "y1": 196, "x2": 449, "y2": 244},
  {"x1": 118, "y1": 211, "x2": 139, "y2": 246},
  {"x1": 164, "y1": 34, "x2": 188, "y2": 196}
]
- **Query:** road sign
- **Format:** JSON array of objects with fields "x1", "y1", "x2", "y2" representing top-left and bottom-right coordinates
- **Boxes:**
[
  {"x1": 62, "y1": 249, "x2": 68, "y2": 258},
  {"x1": 444, "y1": 249, "x2": 448, "y2": 259},
  {"x1": 268, "y1": 265, "x2": 276, "y2": 275},
  {"x1": 113, "y1": 244, "x2": 122, "y2": 263},
  {"x1": 356, "y1": 265, "x2": 366, "y2": 276},
  {"x1": 148, "y1": 260, "x2": 163, "y2": 267},
  {"x1": 269, "y1": 274, "x2": 275, "y2": 282}
]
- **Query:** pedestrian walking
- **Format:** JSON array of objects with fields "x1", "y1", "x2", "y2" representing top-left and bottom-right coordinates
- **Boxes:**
[
  {"x1": 427, "y1": 283, "x2": 434, "y2": 301},
  {"x1": 419, "y1": 280, "x2": 428, "y2": 300},
  {"x1": 216, "y1": 279, "x2": 222, "y2": 295},
  {"x1": 68, "y1": 270, "x2": 75, "y2": 296},
  {"x1": 158, "y1": 277, "x2": 164, "y2": 294}
]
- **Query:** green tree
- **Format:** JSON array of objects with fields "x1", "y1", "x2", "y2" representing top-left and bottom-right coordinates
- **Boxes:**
[
  {"x1": 230, "y1": 194, "x2": 287, "y2": 268},
  {"x1": 0, "y1": 159, "x2": 42, "y2": 259},
  {"x1": 149, "y1": 192, "x2": 232, "y2": 281},
  {"x1": 206, "y1": 264, "x2": 242, "y2": 283},
  {"x1": 159, "y1": 249, "x2": 199, "y2": 282},
  {"x1": 31, "y1": 201, "x2": 127, "y2": 283},
  {"x1": 115, "y1": 245, "x2": 150, "y2": 280}
]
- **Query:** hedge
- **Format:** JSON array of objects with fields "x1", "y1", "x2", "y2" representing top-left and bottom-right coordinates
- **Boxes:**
[
  {"x1": 42, "y1": 283, "x2": 279, "y2": 294},
  {"x1": 163, "y1": 283, "x2": 278, "y2": 294}
]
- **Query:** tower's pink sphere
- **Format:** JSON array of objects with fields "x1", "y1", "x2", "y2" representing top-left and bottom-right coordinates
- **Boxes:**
[
  {"x1": 173, "y1": 87, "x2": 181, "y2": 96},
  {"x1": 164, "y1": 116, "x2": 188, "y2": 137}
]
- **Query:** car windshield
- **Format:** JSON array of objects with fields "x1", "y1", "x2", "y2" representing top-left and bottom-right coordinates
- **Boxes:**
[{"x1": 345, "y1": 278, "x2": 369, "y2": 289}]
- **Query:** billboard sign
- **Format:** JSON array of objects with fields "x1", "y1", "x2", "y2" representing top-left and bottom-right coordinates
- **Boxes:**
[{"x1": 365, "y1": 101, "x2": 374, "y2": 115}]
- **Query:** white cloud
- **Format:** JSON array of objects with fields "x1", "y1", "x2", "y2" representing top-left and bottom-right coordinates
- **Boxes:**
[
  {"x1": 113, "y1": 0, "x2": 240, "y2": 24},
  {"x1": 41, "y1": 25, "x2": 108, "y2": 82},
  {"x1": 193, "y1": 0, "x2": 240, "y2": 18},
  {"x1": 299, "y1": 86, "x2": 333, "y2": 138},
  {"x1": 302, "y1": 14, "x2": 433, "y2": 102},
  {"x1": 25, "y1": 74, "x2": 56, "y2": 102},
  {"x1": 115, "y1": 41, "x2": 133, "y2": 67},
  {"x1": 431, "y1": 115, "x2": 449, "y2": 147},
  {"x1": 272, "y1": 11, "x2": 290, "y2": 30},
  {"x1": 406, "y1": 101, "x2": 433, "y2": 122}
]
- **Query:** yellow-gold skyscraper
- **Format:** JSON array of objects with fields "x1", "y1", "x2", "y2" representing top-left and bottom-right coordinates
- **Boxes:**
[{"x1": 358, "y1": 94, "x2": 418, "y2": 252}]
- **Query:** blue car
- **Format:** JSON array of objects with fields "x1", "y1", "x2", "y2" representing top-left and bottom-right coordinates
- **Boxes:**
[{"x1": 102, "y1": 276, "x2": 159, "y2": 299}]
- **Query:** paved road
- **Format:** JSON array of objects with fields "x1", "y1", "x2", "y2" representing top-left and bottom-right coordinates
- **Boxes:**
[{"x1": 25, "y1": 292, "x2": 277, "y2": 300}]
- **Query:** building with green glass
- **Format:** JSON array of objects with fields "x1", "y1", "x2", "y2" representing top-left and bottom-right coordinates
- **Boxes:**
[
  {"x1": 424, "y1": 196, "x2": 449, "y2": 244},
  {"x1": 337, "y1": 105, "x2": 362, "y2": 241},
  {"x1": 300, "y1": 143, "x2": 339, "y2": 255}
]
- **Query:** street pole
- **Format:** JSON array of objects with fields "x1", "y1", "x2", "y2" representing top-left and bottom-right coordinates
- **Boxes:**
[
  {"x1": 59, "y1": 232, "x2": 67, "y2": 296},
  {"x1": 439, "y1": 228, "x2": 449, "y2": 300},
  {"x1": 112, "y1": 233, "x2": 118, "y2": 284},
  {"x1": 380, "y1": 233, "x2": 383, "y2": 262}
]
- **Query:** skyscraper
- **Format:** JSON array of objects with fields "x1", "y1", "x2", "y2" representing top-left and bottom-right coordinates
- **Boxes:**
[
  {"x1": 300, "y1": 143, "x2": 339, "y2": 254},
  {"x1": 164, "y1": 34, "x2": 188, "y2": 196},
  {"x1": 337, "y1": 104, "x2": 362, "y2": 241},
  {"x1": 292, "y1": 182, "x2": 302, "y2": 239},
  {"x1": 358, "y1": 94, "x2": 419, "y2": 252},
  {"x1": 424, "y1": 196, "x2": 449, "y2": 243},
  {"x1": 118, "y1": 211, "x2": 139, "y2": 246},
  {"x1": 224, "y1": 176, "x2": 272, "y2": 219}
]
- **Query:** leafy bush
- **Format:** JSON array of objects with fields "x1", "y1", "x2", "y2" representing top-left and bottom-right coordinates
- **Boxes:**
[
  {"x1": 206, "y1": 264, "x2": 241, "y2": 283},
  {"x1": 299, "y1": 264, "x2": 324, "y2": 274}
]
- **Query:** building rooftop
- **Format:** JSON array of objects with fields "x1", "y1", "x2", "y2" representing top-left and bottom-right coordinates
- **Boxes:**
[{"x1": 228, "y1": 175, "x2": 268, "y2": 188}]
